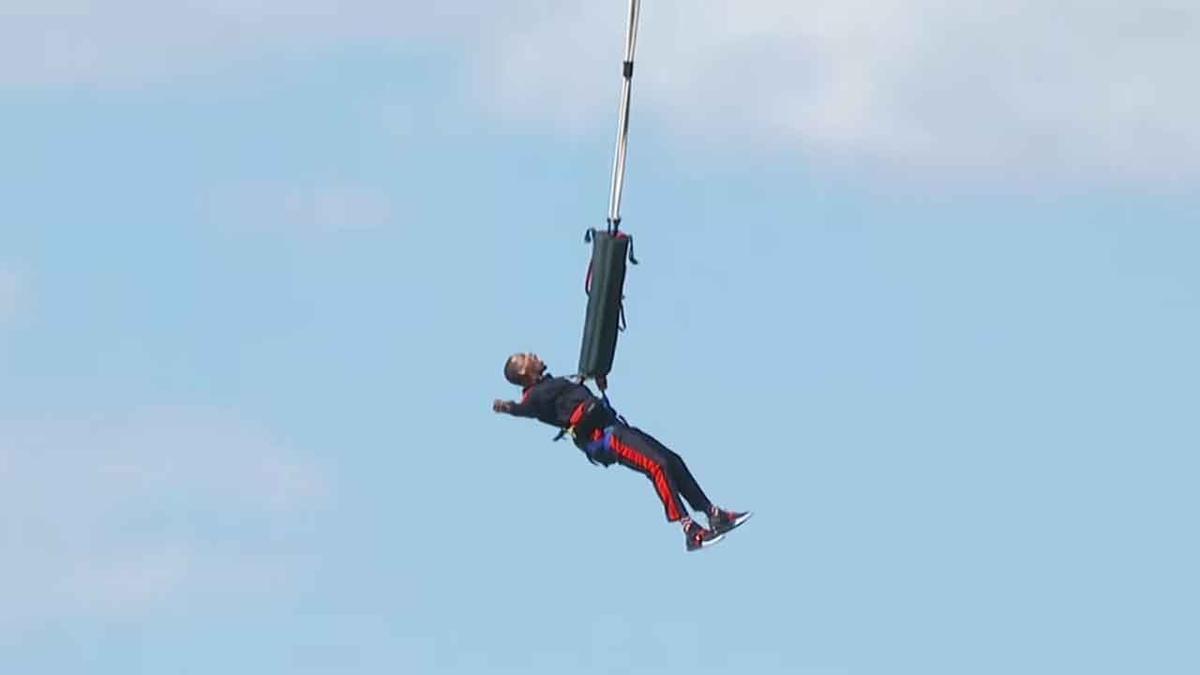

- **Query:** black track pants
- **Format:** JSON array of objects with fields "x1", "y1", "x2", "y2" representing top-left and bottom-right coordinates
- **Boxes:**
[{"x1": 606, "y1": 425, "x2": 713, "y2": 522}]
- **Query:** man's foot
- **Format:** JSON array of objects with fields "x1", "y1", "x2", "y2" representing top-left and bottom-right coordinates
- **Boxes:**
[
  {"x1": 685, "y1": 521, "x2": 724, "y2": 552},
  {"x1": 707, "y1": 507, "x2": 752, "y2": 535}
]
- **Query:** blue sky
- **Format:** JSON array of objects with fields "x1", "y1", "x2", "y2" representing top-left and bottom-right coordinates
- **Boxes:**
[{"x1": 2, "y1": 3, "x2": 1198, "y2": 674}]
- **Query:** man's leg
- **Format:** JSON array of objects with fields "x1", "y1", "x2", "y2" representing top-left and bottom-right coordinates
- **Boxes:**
[
  {"x1": 605, "y1": 425, "x2": 728, "y2": 550},
  {"x1": 628, "y1": 428, "x2": 752, "y2": 536},
  {"x1": 607, "y1": 425, "x2": 689, "y2": 522},
  {"x1": 629, "y1": 428, "x2": 714, "y2": 514}
]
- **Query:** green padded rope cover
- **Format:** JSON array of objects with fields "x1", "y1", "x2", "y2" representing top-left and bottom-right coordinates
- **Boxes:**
[{"x1": 578, "y1": 231, "x2": 631, "y2": 379}]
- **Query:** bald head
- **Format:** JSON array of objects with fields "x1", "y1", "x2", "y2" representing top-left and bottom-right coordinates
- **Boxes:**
[{"x1": 503, "y1": 352, "x2": 546, "y2": 387}]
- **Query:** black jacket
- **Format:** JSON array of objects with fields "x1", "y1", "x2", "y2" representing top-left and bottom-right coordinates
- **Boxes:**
[{"x1": 508, "y1": 375, "x2": 616, "y2": 440}]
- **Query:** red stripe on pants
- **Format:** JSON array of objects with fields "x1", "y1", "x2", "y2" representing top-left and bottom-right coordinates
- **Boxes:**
[{"x1": 609, "y1": 433, "x2": 683, "y2": 521}]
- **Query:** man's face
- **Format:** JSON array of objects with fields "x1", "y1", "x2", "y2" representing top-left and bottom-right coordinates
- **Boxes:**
[{"x1": 512, "y1": 352, "x2": 546, "y2": 381}]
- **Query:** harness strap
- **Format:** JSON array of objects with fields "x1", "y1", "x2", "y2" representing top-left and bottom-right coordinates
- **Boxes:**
[
  {"x1": 599, "y1": 391, "x2": 630, "y2": 427},
  {"x1": 552, "y1": 394, "x2": 629, "y2": 444},
  {"x1": 553, "y1": 400, "x2": 594, "y2": 442}
]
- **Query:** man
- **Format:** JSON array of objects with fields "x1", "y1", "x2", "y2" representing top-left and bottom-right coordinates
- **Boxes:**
[{"x1": 492, "y1": 352, "x2": 750, "y2": 552}]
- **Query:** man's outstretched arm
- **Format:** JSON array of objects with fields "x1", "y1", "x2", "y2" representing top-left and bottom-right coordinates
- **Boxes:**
[{"x1": 493, "y1": 398, "x2": 535, "y2": 417}]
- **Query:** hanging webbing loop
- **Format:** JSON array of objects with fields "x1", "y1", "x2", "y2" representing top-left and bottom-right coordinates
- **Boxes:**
[
  {"x1": 582, "y1": 227, "x2": 638, "y2": 295},
  {"x1": 586, "y1": 226, "x2": 638, "y2": 263}
]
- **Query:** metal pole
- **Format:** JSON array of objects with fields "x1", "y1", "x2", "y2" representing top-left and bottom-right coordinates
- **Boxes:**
[{"x1": 606, "y1": 0, "x2": 640, "y2": 233}]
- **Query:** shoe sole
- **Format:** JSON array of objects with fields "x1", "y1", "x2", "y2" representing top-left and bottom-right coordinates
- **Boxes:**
[
  {"x1": 712, "y1": 511, "x2": 753, "y2": 536},
  {"x1": 687, "y1": 533, "x2": 725, "y2": 552}
]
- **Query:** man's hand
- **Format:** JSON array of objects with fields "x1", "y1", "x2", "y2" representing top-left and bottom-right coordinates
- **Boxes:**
[{"x1": 492, "y1": 399, "x2": 512, "y2": 414}]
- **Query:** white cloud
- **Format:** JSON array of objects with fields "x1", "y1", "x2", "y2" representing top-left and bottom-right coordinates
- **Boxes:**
[
  {"x1": 475, "y1": 1, "x2": 1200, "y2": 183},
  {"x1": 4, "y1": 1, "x2": 1197, "y2": 182},
  {"x1": 0, "y1": 406, "x2": 330, "y2": 625}
]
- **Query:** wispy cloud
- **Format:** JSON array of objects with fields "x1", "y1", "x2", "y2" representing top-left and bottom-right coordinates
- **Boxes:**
[
  {"x1": 476, "y1": 1, "x2": 1200, "y2": 184},
  {"x1": 0, "y1": 1, "x2": 470, "y2": 87},
  {"x1": 6, "y1": 1, "x2": 1197, "y2": 183},
  {"x1": 0, "y1": 406, "x2": 331, "y2": 626},
  {"x1": 205, "y1": 182, "x2": 395, "y2": 235}
]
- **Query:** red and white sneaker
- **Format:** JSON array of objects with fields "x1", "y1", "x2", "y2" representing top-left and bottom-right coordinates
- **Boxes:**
[
  {"x1": 707, "y1": 507, "x2": 752, "y2": 535},
  {"x1": 684, "y1": 521, "x2": 725, "y2": 552}
]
